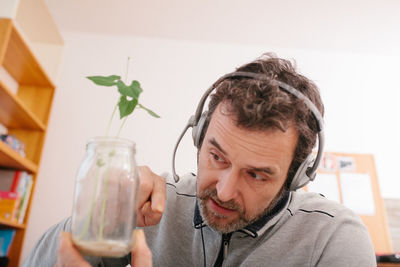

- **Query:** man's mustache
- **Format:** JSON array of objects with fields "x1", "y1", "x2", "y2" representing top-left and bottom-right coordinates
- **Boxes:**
[{"x1": 199, "y1": 188, "x2": 243, "y2": 212}]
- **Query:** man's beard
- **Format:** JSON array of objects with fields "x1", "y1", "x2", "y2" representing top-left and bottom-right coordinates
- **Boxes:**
[{"x1": 198, "y1": 187, "x2": 284, "y2": 233}]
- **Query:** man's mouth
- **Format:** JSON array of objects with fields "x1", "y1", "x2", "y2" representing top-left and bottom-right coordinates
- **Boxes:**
[{"x1": 208, "y1": 198, "x2": 237, "y2": 216}]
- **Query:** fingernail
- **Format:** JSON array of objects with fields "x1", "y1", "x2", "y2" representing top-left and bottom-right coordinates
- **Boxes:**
[{"x1": 153, "y1": 203, "x2": 164, "y2": 213}]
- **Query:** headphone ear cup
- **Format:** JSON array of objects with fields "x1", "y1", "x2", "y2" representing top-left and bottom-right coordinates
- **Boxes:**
[
  {"x1": 192, "y1": 112, "x2": 208, "y2": 148},
  {"x1": 290, "y1": 154, "x2": 316, "y2": 191}
]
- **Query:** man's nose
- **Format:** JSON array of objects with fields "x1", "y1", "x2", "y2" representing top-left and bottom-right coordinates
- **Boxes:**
[{"x1": 216, "y1": 169, "x2": 239, "y2": 202}]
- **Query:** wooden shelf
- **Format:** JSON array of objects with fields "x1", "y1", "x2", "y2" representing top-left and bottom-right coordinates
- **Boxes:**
[
  {"x1": 0, "y1": 218, "x2": 25, "y2": 229},
  {"x1": 0, "y1": 15, "x2": 60, "y2": 266},
  {"x1": 0, "y1": 140, "x2": 37, "y2": 173},
  {"x1": 0, "y1": 79, "x2": 46, "y2": 130},
  {"x1": 1, "y1": 20, "x2": 54, "y2": 87}
]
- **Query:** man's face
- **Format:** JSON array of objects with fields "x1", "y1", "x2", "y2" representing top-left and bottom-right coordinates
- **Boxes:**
[{"x1": 197, "y1": 104, "x2": 298, "y2": 233}]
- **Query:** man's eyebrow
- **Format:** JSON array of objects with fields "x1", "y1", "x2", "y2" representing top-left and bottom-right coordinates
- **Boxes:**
[
  {"x1": 209, "y1": 138, "x2": 227, "y2": 155},
  {"x1": 209, "y1": 138, "x2": 277, "y2": 175},
  {"x1": 250, "y1": 166, "x2": 276, "y2": 175}
]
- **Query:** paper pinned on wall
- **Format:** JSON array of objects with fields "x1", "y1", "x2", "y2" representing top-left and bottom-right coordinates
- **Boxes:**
[
  {"x1": 307, "y1": 173, "x2": 341, "y2": 203},
  {"x1": 337, "y1": 156, "x2": 356, "y2": 171},
  {"x1": 340, "y1": 173, "x2": 375, "y2": 215}
]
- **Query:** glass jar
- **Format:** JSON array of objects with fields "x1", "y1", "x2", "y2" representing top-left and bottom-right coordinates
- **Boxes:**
[{"x1": 71, "y1": 137, "x2": 139, "y2": 257}]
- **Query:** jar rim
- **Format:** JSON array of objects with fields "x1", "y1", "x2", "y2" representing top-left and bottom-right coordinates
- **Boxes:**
[{"x1": 86, "y1": 136, "x2": 136, "y2": 150}]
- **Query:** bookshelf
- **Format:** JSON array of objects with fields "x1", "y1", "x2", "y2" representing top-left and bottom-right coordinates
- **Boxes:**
[{"x1": 0, "y1": 18, "x2": 55, "y2": 266}]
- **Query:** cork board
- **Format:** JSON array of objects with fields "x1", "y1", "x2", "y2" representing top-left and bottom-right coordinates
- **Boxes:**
[{"x1": 308, "y1": 152, "x2": 392, "y2": 253}]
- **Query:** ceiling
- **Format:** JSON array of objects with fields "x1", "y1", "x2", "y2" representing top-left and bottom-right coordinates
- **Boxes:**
[{"x1": 44, "y1": 0, "x2": 400, "y2": 53}]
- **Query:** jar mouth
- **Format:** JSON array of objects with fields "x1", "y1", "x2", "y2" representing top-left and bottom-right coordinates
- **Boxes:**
[{"x1": 87, "y1": 136, "x2": 136, "y2": 150}]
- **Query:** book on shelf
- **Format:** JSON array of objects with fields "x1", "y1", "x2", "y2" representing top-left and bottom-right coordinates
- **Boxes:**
[
  {"x1": 0, "y1": 229, "x2": 16, "y2": 257},
  {"x1": 16, "y1": 175, "x2": 33, "y2": 224},
  {"x1": 0, "y1": 191, "x2": 19, "y2": 221},
  {"x1": 0, "y1": 170, "x2": 33, "y2": 223}
]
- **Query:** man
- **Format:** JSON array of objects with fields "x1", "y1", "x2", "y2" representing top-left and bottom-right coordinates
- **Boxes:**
[{"x1": 24, "y1": 53, "x2": 376, "y2": 266}]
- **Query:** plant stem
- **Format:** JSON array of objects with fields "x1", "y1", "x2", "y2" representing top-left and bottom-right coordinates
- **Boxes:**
[
  {"x1": 125, "y1": 57, "x2": 130, "y2": 83},
  {"x1": 78, "y1": 166, "x2": 101, "y2": 240},
  {"x1": 97, "y1": 57, "x2": 131, "y2": 241},
  {"x1": 116, "y1": 116, "x2": 128, "y2": 137},
  {"x1": 106, "y1": 104, "x2": 118, "y2": 136},
  {"x1": 111, "y1": 56, "x2": 131, "y2": 137},
  {"x1": 99, "y1": 164, "x2": 112, "y2": 240}
]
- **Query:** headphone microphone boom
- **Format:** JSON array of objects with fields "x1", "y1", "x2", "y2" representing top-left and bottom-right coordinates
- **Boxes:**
[{"x1": 171, "y1": 71, "x2": 324, "y2": 191}]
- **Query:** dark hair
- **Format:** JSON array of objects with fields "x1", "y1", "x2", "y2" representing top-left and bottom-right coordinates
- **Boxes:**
[{"x1": 200, "y1": 53, "x2": 324, "y2": 189}]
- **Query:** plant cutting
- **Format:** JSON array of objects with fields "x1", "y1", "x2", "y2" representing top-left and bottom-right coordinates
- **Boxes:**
[
  {"x1": 70, "y1": 58, "x2": 159, "y2": 257},
  {"x1": 87, "y1": 70, "x2": 160, "y2": 137}
]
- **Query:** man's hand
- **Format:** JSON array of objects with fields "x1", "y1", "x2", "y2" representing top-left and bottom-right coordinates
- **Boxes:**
[
  {"x1": 55, "y1": 232, "x2": 90, "y2": 267},
  {"x1": 137, "y1": 166, "x2": 166, "y2": 227},
  {"x1": 55, "y1": 230, "x2": 152, "y2": 267}
]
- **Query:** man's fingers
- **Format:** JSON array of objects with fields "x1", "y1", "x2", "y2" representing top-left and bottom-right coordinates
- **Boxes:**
[
  {"x1": 137, "y1": 166, "x2": 166, "y2": 226},
  {"x1": 56, "y1": 232, "x2": 90, "y2": 267},
  {"x1": 141, "y1": 201, "x2": 163, "y2": 226},
  {"x1": 131, "y1": 229, "x2": 152, "y2": 267},
  {"x1": 137, "y1": 166, "x2": 154, "y2": 207},
  {"x1": 151, "y1": 174, "x2": 166, "y2": 213}
]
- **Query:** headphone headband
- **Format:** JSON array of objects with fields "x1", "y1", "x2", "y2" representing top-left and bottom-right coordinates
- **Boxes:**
[{"x1": 172, "y1": 71, "x2": 324, "y2": 190}]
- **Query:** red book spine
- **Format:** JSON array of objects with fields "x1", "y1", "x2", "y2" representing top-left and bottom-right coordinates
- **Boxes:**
[{"x1": 9, "y1": 171, "x2": 21, "y2": 193}]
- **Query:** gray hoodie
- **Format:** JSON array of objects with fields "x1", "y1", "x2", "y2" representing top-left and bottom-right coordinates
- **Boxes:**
[{"x1": 23, "y1": 173, "x2": 376, "y2": 267}]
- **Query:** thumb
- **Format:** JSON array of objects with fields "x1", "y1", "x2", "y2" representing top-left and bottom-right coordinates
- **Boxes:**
[
  {"x1": 131, "y1": 229, "x2": 152, "y2": 267},
  {"x1": 56, "y1": 232, "x2": 91, "y2": 267}
]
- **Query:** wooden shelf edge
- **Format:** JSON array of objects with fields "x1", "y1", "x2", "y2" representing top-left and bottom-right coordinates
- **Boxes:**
[
  {"x1": 0, "y1": 18, "x2": 55, "y2": 87},
  {"x1": 0, "y1": 218, "x2": 25, "y2": 229},
  {"x1": 0, "y1": 79, "x2": 46, "y2": 131},
  {"x1": 0, "y1": 141, "x2": 37, "y2": 173},
  {"x1": 11, "y1": 21, "x2": 56, "y2": 87},
  {"x1": 0, "y1": 19, "x2": 12, "y2": 66}
]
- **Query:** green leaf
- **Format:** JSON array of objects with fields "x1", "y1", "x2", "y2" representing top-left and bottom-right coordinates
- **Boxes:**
[
  {"x1": 87, "y1": 75, "x2": 121, "y2": 86},
  {"x1": 118, "y1": 96, "x2": 138, "y2": 119},
  {"x1": 117, "y1": 80, "x2": 143, "y2": 98},
  {"x1": 138, "y1": 104, "x2": 160, "y2": 118}
]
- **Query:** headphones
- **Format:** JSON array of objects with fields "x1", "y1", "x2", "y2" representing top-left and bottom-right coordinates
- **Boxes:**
[{"x1": 172, "y1": 71, "x2": 325, "y2": 191}]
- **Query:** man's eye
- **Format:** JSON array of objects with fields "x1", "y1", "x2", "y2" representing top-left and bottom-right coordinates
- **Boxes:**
[
  {"x1": 210, "y1": 152, "x2": 225, "y2": 162},
  {"x1": 247, "y1": 171, "x2": 266, "y2": 181}
]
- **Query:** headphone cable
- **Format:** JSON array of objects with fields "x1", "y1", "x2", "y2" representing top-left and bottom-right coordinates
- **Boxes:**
[{"x1": 200, "y1": 226, "x2": 207, "y2": 267}]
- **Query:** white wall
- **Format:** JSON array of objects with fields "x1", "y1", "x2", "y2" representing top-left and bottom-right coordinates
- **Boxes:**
[
  {"x1": 20, "y1": 31, "x2": 400, "y2": 261},
  {"x1": 0, "y1": 0, "x2": 20, "y2": 18}
]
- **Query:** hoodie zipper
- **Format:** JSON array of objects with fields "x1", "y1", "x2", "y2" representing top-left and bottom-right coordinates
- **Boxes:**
[{"x1": 214, "y1": 233, "x2": 232, "y2": 267}]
